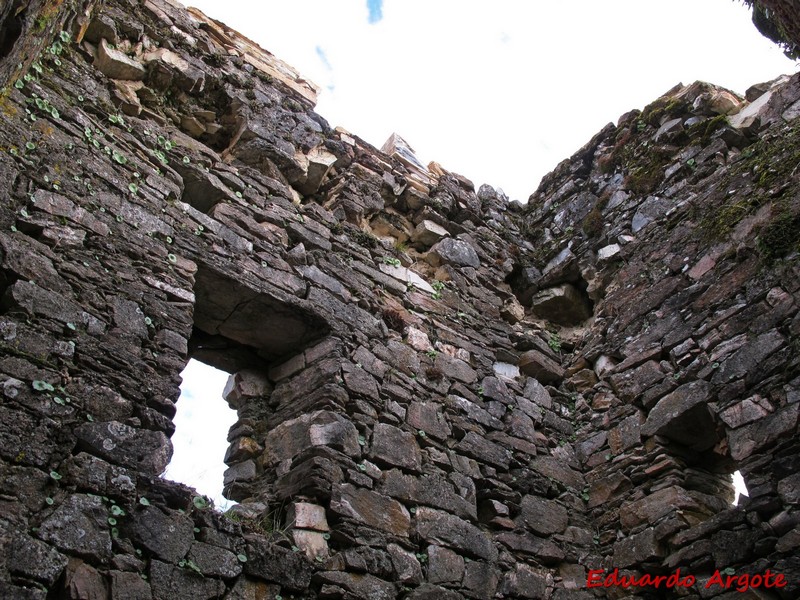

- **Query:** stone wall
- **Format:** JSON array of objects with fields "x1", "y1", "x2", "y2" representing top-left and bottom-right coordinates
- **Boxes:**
[{"x1": 0, "y1": 1, "x2": 797, "y2": 599}]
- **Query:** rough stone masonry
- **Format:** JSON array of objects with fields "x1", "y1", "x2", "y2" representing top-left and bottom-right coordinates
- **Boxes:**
[{"x1": 0, "y1": 0, "x2": 798, "y2": 598}]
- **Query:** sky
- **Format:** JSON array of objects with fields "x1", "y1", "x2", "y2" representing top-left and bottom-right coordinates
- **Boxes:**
[
  {"x1": 178, "y1": 0, "x2": 796, "y2": 202},
  {"x1": 163, "y1": 359, "x2": 236, "y2": 510},
  {"x1": 162, "y1": 0, "x2": 782, "y2": 505}
]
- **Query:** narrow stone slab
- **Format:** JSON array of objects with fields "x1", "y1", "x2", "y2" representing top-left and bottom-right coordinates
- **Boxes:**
[
  {"x1": 413, "y1": 507, "x2": 496, "y2": 561},
  {"x1": 95, "y1": 39, "x2": 146, "y2": 80},
  {"x1": 330, "y1": 484, "x2": 410, "y2": 537}
]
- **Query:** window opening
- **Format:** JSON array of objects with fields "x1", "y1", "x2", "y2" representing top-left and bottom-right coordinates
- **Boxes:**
[
  {"x1": 732, "y1": 469, "x2": 749, "y2": 506},
  {"x1": 163, "y1": 358, "x2": 237, "y2": 511}
]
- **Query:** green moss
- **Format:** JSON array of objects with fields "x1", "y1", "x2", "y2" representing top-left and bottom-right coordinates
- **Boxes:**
[
  {"x1": 700, "y1": 122, "x2": 800, "y2": 264},
  {"x1": 581, "y1": 206, "x2": 603, "y2": 237},
  {"x1": 624, "y1": 147, "x2": 673, "y2": 194},
  {"x1": 640, "y1": 96, "x2": 690, "y2": 128},
  {"x1": 352, "y1": 229, "x2": 378, "y2": 249},
  {"x1": 757, "y1": 212, "x2": 800, "y2": 263},
  {"x1": 686, "y1": 115, "x2": 729, "y2": 146}
]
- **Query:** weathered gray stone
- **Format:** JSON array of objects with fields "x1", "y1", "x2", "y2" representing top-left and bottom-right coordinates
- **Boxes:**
[
  {"x1": 315, "y1": 571, "x2": 396, "y2": 600},
  {"x1": 8, "y1": 534, "x2": 68, "y2": 585},
  {"x1": 609, "y1": 360, "x2": 664, "y2": 403},
  {"x1": 243, "y1": 538, "x2": 313, "y2": 591},
  {"x1": 223, "y1": 460, "x2": 257, "y2": 486},
  {"x1": 149, "y1": 560, "x2": 225, "y2": 600},
  {"x1": 330, "y1": 484, "x2": 411, "y2": 536},
  {"x1": 500, "y1": 296, "x2": 526, "y2": 323},
  {"x1": 188, "y1": 541, "x2": 242, "y2": 578},
  {"x1": 370, "y1": 422, "x2": 421, "y2": 471},
  {"x1": 462, "y1": 560, "x2": 499, "y2": 599},
  {"x1": 495, "y1": 532, "x2": 565, "y2": 563},
  {"x1": 412, "y1": 220, "x2": 449, "y2": 247},
  {"x1": 517, "y1": 495, "x2": 569, "y2": 535},
  {"x1": 426, "y1": 237, "x2": 480, "y2": 268},
  {"x1": 95, "y1": 39, "x2": 146, "y2": 80},
  {"x1": 110, "y1": 570, "x2": 152, "y2": 600},
  {"x1": 718, "y1": 395, "x2": 772, "y2": 428},
  {"x1": 0, "y1": 568, "x2": 42, "y2": 599},
  {"x1": 405, "y1": 584, "x2": 465, "y2": 600},
  {"x1": 343, "y1": 366, "x2": 380, "y2": 399},
  {"x1": 223, "y1": 370, "x2": 272, "y2": 409},
  {"x1": 381, "y1": 469, "x2": 476, "y2": 520},
  {"x1": 407, "y1": 401, "x2": 452, "y2": 440},
  {"x1": 712, "y1": 329, "x2": 785, "y2": 385},
  {"x1": 530, "y1": 456, "x2": 584, "y2": 490},
  {"x1": 530, "y1": 284, "x2": 592, "y2": 325},
  {"x1": 414, "y1": 507, "x2": 496, "y2": 561},
  {"x1": 519, "y1": 349, "x2": 565, "y2": 384},
  {"x1": 728, "y1": 403, "x2": 799, "y2": 461},
  {"x1": 74, "y1": 421, "x2": 171, "y2": 475},
  {"x1": 499, "y1": 564, "x2": 548, "y2": 599},
  {"x1": 778, "y1": 472, "x2": 800, "y2": 504},
  {"x1": 128, "y1": 506, "x2": 195, "y2": 563},
  {"x1": 613, "y1": 527, "x2": 664, "y2": 567},
  {"x1": 454, "y1": 431, "x2": 511, "y2": 469},
  {"x1": 620, "y1": 486, "x2": 701, "y2": 531},
  {"x1": 631, "y1": 195, "x2": 671, "y2": 232},
  {"x1": 480, "y1": 376, "x2": 513, "y2": 403},
  {"x1": 426, "y1": 544, "x2": 464, "y2": 584},
  {"x1": 523, "y1": 378, "x2": 552, "y2": 409},
  {"x1": 448, "y1": 395, "x2": 503, "y2": 430},
  {"x1": 263, "y1": 410, "x2": 360, "y2": 464},
  {"x1": 434, "y1": 353, "x2": 478, "y2": 383},
  {"x1": 642, "y1": 380, "x2": 716, "y2": 451},
  {"x1": 388, "y1": 543, "x2": 423, "y2": 584},
  {"x1": 37, "y1": 494, "x2": 111, "y2": 561}
]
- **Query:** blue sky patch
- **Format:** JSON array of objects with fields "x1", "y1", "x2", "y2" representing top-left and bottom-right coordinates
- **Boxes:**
[
  {"x1": 315, "y1": 45, "x2": 333, "y2": 71},
  {"x1": 367, "y1": 0, "x2": 383, "y2": 23}
]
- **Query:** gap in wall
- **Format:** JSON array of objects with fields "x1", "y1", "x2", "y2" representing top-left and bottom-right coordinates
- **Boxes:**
[
  {"x1": 732, "y1": 470, "x2": 749, "y2": 505},
  {"x1": 163, "y1": 358, "x2": 237, "y2": 511}
]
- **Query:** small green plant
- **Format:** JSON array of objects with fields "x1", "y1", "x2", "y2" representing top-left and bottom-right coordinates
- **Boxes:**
[
  {"x1": 382, "y1": 256, "x2": 401, "y2": 267},
  {"x1": 547, "y1": 333, "x2": 562, "y2": 353},
  {"x1": 178, "y1": 559, "x2": 203, "y2": 575},
  {"x1": 33, "y1": 380, "x2": 55, "y2": 392}
]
